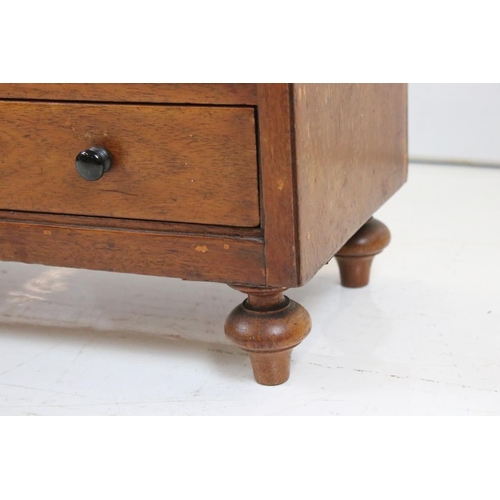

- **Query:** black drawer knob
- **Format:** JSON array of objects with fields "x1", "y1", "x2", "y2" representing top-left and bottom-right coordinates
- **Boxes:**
[{"x1": 75, "y1": 146, "x2": 112, "y2": 181}]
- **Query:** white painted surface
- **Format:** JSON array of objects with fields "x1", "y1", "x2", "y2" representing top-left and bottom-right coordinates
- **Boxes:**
[
  {"x1": 409, "y1": 83, "x2": 500, "y2": 164},
  {"x1": 0, "y1": 163, "x2": 499, "y2": 415}
]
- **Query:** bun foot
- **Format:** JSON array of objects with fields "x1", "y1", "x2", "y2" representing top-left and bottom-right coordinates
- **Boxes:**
[
  {"x1": 224, "y1": 287, "x2": 312, "y2": 386},
  {"x1": 247, "y1": 350, "x2": 292, "y2": 386},
  {"x1": 334, "y1": 218, "x2": 391, "y2": 288}
]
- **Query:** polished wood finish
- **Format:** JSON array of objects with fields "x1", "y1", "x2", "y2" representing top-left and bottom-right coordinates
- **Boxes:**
[
  {"x1": 252, "y1": 83, "x2": 407, "y2": 287},
  {"x1": 0, "y1": 101, "x2": 259, "y2": 227},
  {"x1": 0, "y1": 210, "x2": 262, "y2": 238},
  {"x1": 256, "y1": 84, "x2": 299, "y2": 285},
  {"x1": 225, "y1": 287, "x2": 311, "y2": 385},
  {"x1": 0, "y1": 219, "x2": 266, "y2": 284},
  {"x1": 334, "y1": 218, "x2": 391, "y2": 287},
  {"x1": 0, "y1": 84, "x2": 258, "y2": 105},
  {"x1": 292, "y1": 84, "x2": 407, "y2": 286}
]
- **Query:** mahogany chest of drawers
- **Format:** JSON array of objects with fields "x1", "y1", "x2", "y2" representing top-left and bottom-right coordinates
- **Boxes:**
[{"x1": 0, "y1": 84, "x2": 407, "y2": 385}]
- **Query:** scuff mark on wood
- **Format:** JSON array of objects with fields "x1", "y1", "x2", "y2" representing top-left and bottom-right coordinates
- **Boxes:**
[
  {"x1": 100, "y1": 189, "x2": 138, "y2": 197},
  {"x1": 195, "y1": 245, "x2": 208, "y2": 253}
]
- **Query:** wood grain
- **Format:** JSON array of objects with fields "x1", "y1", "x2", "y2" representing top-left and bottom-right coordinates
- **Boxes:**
[
  {"x1": 292, "y1": 84, "x2": 407, "y2": 285},
  {"x1": 0, "y1": 84, "x2": 258, "y2": 105},
  {"x1": 224, "y1": 286, "x2": 311, "y2": 385},
  {"x1": 334, "y1": 217, "x2": 391, "y2": 287},
  {"x1": 0, "y1": 210, "x2": 262, "y2": 238},
  {"x1": 0, "y1": 101, "x2": 260, "y2": 227},
  {"x1": 0, "y1": 220, "x2": 266, "y2": 285},
  {"x1": 256, "y1": 84, "x2": 299, "y2": 286}
]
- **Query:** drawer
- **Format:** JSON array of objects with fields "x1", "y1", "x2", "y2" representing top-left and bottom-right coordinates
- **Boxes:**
[{"x1": 0, "y1": 101, "x2": 260, "y2": 227}]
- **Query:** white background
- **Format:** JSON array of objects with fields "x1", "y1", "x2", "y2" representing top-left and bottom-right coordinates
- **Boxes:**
[{"x1": 409, "y1": 83, "x2": 500, "y2": 165}]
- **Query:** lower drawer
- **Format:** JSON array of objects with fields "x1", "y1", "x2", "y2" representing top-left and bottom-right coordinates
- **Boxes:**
[{"x1": 0, "y1": 101, "x2": 260, "y2": 227}]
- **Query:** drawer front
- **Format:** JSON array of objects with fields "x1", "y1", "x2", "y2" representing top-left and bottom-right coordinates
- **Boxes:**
[
  {"x1": 0, "y1": 83, "x2": 258, "y2": 105},
  {"x1": 0, "y1": 101, "x2": 260, "y2": 227}
]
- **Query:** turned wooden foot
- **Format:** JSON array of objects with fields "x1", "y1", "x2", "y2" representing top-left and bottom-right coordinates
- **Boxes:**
[
  {"x1": 334, "y1": 217, "x2": 391, "y2": 288},
  {"x1": 224, "y1": 286, "x2": 312, "y2": 386}
]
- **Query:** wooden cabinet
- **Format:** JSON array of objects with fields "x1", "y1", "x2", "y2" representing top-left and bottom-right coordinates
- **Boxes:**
[{"x1": 0, "y1": 83, "x2": 407, "y2": 385}]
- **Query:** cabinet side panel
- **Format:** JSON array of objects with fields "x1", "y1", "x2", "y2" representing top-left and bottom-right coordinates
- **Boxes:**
[{"x1": 294, "y1": 84, "x2": 408, "y2": 285}]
